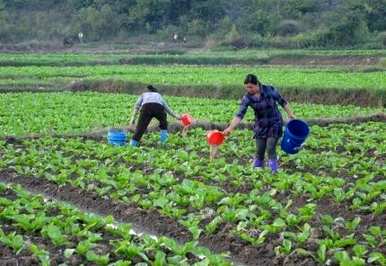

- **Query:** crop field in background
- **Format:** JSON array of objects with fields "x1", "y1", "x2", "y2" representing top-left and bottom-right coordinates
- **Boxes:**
[
  {"x1": 0, "y1": 65, "x2": 384, "y2": 91},
  {"x1": 1, "y1": 49, "x2": 386, "y2": 67},
  {"x1": 1, "y1": 49, "x2": 385, "y2": 107},
  {"x1": 0, "y1": 48, "x2": 385, "y2": 265}
]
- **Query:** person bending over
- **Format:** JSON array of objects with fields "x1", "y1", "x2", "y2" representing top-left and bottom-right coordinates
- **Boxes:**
[{"x1": 129, "y1": 85, "x2": 181, "y2": 146}]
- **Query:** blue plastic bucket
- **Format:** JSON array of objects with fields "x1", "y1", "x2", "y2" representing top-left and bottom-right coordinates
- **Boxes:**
[
  {"x1": 281, "y1": 119, "x2": 310, "y2": 154},
  {"x1": 107, "y1": 129, "x2": 127, "y2": 146}
]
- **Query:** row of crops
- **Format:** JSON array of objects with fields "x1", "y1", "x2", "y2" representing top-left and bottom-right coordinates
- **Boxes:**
[
  {"x1": 1, "y1": 49, "x2": 385, "y2": 67},
  {"x1": 0, "y1": 183, "x2": 229, "y2": 265},
  {"x1": 0, "y1": 64, "x2": 384, "y2": 91},
  {"x1": 0, "y1": 92, "x2": 382, "y2": 136}
]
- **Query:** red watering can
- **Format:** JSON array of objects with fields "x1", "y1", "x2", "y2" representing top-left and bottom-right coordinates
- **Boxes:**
[
  {"x1": 207, "y1": 130, "x2": 225, "y2": 146},
  {"x1": 180, "y1": 114, "x2": 193, "y2": 127},
  {"x1": 207, "y1": 130, "x2": 225, "y2": 160}
]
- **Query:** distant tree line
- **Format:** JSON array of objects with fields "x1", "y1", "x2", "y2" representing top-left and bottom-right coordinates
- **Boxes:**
[{"x1": 0, "y1": 0, "x2": 385, "y2": 48}]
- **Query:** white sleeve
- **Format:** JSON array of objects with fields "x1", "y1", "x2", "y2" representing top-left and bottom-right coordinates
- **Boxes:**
[
  {"x1": 135, "y1": 95, "x2": 143, "y2": 110},
  {"x1": 161, "y1": 96, "x2": 178, "y2": 119}
]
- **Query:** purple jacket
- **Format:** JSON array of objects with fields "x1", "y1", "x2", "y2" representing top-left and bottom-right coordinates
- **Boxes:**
[{"x1": 236, "y1": 85, "x2": 287, "y2": 138}]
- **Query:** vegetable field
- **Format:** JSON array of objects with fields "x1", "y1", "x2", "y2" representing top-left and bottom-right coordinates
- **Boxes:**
[
  {"x1": 0, "y1": 183, "x2": 228, "y2": 265},
  {"x1": 0, "y1": 50, "x2": 385, "y2": 106},
  {"x1": 1, "y1": 123, "x2": 385, "y2": 265},
  {"x1": 0, "y1": 92, "x2": 382, "y2": 136},
  {"x1": 1, "y1": 49, "x2": 385, "y2": 67},
  {"x1": 0, "y1": 64, "x2": 384, "y2": 91},
  {"x1": 0, "y1": 49, "x2": 385, "y2": 266}
]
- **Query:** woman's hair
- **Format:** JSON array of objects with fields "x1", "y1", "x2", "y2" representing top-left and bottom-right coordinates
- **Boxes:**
[
  {"x1": 147, "y1": 85, "x2": 158, "y2": 92},
  {"x1": 244, "y1": 74, "x2": 260, "y2": 86}
]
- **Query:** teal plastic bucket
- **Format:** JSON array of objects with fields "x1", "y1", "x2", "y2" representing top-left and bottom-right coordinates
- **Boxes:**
[{"x1": 107, "y1": 129, "x2": 127, "y2": 146}]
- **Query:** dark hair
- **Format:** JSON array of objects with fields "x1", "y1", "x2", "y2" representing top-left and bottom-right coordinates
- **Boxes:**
[
  {"x1": 147, "y1": 85, "x2": 158, "y2": 92},
  {"x1": 244, "y1": 74, "x2": 260, "y2": 86}
]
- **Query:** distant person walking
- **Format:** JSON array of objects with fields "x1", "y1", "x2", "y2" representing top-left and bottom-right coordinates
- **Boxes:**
[
  {"x1": 78, "y1": 32, "x2": 84, "y2": 43},
  {"x1": 173, "y1": 33, "x2": 178, "y2": 42},
  {"x1": 223, "y1": 74, "x2": 296, "y2": 173},
  {"x1": 129, "y1": 85, "x2": 181, "y2": 147}
]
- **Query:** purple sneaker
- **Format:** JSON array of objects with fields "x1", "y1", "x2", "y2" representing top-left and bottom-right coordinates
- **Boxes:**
[
  {"x1": 268, "y1": 159, "x2": 279, "y2": 174},
  {"x1": 253, "y1": 159, "x2": 264, "y2": 170}
]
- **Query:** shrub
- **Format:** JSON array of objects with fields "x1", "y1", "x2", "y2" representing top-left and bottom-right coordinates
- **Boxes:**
[
  {"x1": 188, "y1": 19, "x2": 208, "y2": 37},
  {"x1": 276, "y1": 20, "x2": 303, "y2": 36},
  {"x1": 377, "y1": 32, "x2": 386, "y2": 47},
  {"x1": 223, "y1": 25, "x2": 244, "y2": 48}
]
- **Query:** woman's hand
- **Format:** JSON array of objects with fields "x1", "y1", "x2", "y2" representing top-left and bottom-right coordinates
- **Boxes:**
[
  {"x1": 223, "y1": 127, "x2": 232, "y2": 136},
  {"x1": 284, "y1": 103, "x2": 296, "y2": 120},
  {"x1": 288, "y1": 113, "x2": 296, "y2": 120},
  {"x1": 223, "y1": 117, "x2": 241, "y2": 136}
]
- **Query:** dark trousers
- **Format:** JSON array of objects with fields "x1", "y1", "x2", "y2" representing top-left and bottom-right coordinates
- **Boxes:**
[
  {"x1": 256, "y1": 137, "x2": 279, "y2": 161},
  {"x1": 132, "y1": 103, "x2": 167, "y2": 142}
]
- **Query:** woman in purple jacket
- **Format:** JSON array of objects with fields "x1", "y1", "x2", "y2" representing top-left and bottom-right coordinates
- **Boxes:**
[{"x1": 223, "y1": 74, "x2": 296, "y2": 173}]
